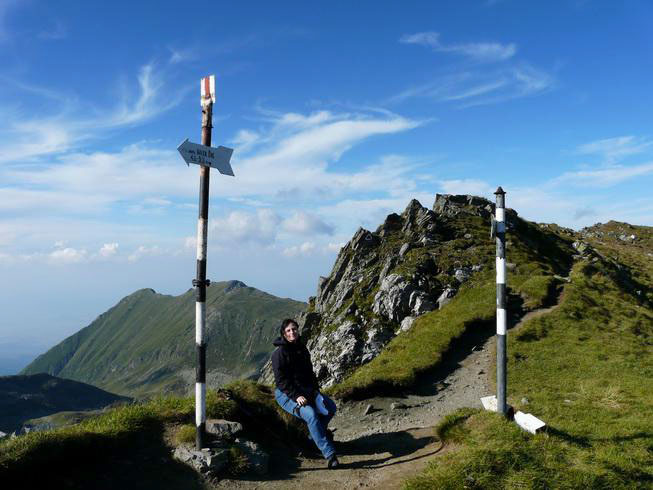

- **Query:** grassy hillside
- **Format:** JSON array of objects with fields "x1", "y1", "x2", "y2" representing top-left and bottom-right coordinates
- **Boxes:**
[
  {"x1": 22, "y1": 281, "x2": 306, "y2": 397},
  {"x1": 406, "y1": 223, "x2": 653, "y2": 488},
  {"x1": 0, "y1": 380, "x2": 308, "y2": 489},
  {"x1": 0, "y1": 373, "x2": 130, "y2": 433}
]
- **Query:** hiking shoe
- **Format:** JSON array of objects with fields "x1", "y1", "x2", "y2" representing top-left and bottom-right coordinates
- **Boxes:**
[{"x1": 327, "y1": 455, "x2": 339, "y2": 469}]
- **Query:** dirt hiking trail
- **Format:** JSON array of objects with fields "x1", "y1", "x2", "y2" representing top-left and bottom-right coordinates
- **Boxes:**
[{"x1": 213, "y1": 293, "x2": 564, "y2": 489}]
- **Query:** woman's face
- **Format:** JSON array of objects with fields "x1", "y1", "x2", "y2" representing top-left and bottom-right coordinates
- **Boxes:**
[{"x1": 283, "y1": 323, "x2": 299, "y2": 343}]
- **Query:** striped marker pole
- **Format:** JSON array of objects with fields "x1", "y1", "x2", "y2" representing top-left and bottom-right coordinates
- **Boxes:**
[
  {"x1": 194, "y1": 78, "x2": 214, "y2": 449},
  {"x1": 494, "y1": 186, "x2": 508, "y2": 417}
]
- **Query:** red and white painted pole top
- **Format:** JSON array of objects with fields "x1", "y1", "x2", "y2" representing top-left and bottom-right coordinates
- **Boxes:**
[{"x1": 201, "y1": 75, "x2": 216, "y2": 107}]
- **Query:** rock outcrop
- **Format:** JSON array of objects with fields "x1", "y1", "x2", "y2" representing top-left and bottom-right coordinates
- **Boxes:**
[{"x1": 261, "y1": 194, "x2": 500, "y2": 388}]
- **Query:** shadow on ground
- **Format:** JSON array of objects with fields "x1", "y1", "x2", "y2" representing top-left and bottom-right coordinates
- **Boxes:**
[{"x1": 227, "y1": 427, "x2": 439, "y2": 484}]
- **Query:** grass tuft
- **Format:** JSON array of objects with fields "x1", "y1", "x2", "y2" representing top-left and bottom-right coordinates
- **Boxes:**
[{"x1": 173, "y1": 424, "x2": 196, "y2": 446}]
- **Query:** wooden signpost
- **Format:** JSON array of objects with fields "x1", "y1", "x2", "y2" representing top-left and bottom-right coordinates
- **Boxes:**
[{"x1": 178, "y1": 74, "x2": 234, "y2": 450}]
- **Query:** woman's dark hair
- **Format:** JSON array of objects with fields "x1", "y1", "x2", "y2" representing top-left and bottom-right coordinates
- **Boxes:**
[{"x1": 280, "y1": 318, "x2": 299, "y2": 336}]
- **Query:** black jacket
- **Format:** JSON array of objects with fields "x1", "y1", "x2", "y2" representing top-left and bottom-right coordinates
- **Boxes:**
[{"x1": 271, "y1": 336, "x2": 319, "y2": 401}]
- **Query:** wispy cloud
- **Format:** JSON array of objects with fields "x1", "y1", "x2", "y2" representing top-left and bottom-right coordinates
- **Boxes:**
[
  {"x1": 395, "y1": 30, "x2": 553, "y2": 108},
  {"x1": 0, "y1": 0, "x2": 20, "y2": 42},
  {"x1": 400, "y1": 31, "x2": 516, "y2": 63},
  {"x1": 168, "y1": 46, "x2": 197, "y2": 64},
  {"x1": 555, "y1": 162, "x2": 653, "y2": 187},
  {"x1": 391, "y1": 64, "x2": 554, "y2": 107},
  {"x1": 38, "y1": 19, "x2": 67, "y2": 40},
  {"x1": 576, "y1": 136, "x2": 653, "y2": 165},
  {"x1": 107, "y1": 62, "x2": 189, "y2": 127},
  {"x1": 282, "y1": 241, "x2": 316, "y2": 257},
  {"x1": 0, "y1": 107, "x2": 433, "y2": 265},
  {"x1": 438, "y1": 179, "x2": 495, "y2": 196},
  {"x1": 0, "y1": 62, "x2": 188, "y2": 163}
]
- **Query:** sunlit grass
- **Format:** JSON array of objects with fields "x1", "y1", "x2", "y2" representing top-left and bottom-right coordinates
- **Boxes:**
[{"x1": 406, "y1": 257, "x2": 653, "y2": 488}]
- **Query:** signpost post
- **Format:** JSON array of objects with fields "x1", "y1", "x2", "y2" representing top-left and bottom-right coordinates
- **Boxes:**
[
  {"x1": 178, "y1": 75, "x2": 234, "y2": 450},
  {"x1": 494, "y1": 187, "x2": 507, "y2": 417}
]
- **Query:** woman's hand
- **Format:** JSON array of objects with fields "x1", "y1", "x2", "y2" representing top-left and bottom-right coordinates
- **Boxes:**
[{"x1": 296, "y1": 396, "x2": 308, "y2": 406}]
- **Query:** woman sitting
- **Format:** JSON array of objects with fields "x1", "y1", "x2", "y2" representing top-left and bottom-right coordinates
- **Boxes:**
[{"x1": 272, "y1": 318, "x2": 339, "y2": 469}]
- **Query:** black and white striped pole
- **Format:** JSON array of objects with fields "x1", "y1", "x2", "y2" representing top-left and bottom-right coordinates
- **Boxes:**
[
  {"x1": 194, "y1": 84, "x2": 213, "y2": 450},
  {"x1": 494, "y1": 186, "x2": 508, "y2": 417},
  {"x1": 178, "y1": 75, "x2": 234, "y2": 450}
]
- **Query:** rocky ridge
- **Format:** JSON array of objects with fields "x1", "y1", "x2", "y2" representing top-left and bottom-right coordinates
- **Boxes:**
[{"x1": 261, "y1": 194, "x2": 507, "y2": 388}]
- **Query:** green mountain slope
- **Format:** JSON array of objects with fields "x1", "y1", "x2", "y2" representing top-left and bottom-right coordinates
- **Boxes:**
[
  {"x1": 0, "y1": 373, "x2": 130, "y2": 433},
  {"x1": 407, "y1": 220, "x2": 653, "y2": 488},
  {"x1": 22, "y1": 280, "x2": 305, "y2": 397}
]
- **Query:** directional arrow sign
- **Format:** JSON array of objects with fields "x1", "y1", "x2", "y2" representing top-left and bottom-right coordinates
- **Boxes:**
[{"x1": 177, "y1": 138, "x2": 234, "y2": 176}]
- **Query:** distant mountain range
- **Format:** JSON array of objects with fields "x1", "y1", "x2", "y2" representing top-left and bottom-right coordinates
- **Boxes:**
[
  {"x1": 0, "y1": 373, "x2": 130, "y2": 433},
  {"x1": 22, "y1": 280, "x2": 306, "y2": 398}
]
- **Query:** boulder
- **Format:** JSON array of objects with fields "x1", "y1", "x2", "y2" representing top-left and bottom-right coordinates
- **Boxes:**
[
  {"x1": 378, "y1": 256, "x2": 396, "y2": 282},
  {"x1": 206, "y1": 419, "x2": 243, "y2": 440},
  {"x1": 409, "y1": 290, "x2": 435, "y2": 316},
  {"x1": 173, "y1": 445, "x2": 229, "y2": 474},
  {"x1": 400, "y1": 316, "x2": 416, "y2": 332},
  {"x1": 372, "y1": 274, "x2": 415, "y2": 322},
  {"x1": 377, "y1": 212, "x2": 402, "y2": 237},
  {"x1": 360, "y1": 324, "x2": 394, "y2": 364},
  {"x1": 399, "y1": 242, "x2": 412, "y2": 258},
  {"x1": 437, "y1": 288, "x2": 457, "y2": 309},
  {"x1": 433, "y1": 194, "x2": 493, "y2": 218},
  {"x1": 454, "y1": 268, "x2": 470, "y2": 283}
]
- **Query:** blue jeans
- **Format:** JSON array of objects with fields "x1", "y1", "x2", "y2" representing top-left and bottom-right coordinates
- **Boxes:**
[{"x1": 275, "y1": 388, "x2": 337, "y2": 459}]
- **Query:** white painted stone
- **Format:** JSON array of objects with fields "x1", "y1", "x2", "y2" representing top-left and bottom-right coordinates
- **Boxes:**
[
  {"x1": 514, "y1": 411, "x2": 546, "y2": 434},
  {"x1": 481, "y1": 395, "x2": 498, "y2": 411}
]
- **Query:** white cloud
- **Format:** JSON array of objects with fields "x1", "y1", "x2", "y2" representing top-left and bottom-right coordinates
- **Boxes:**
[
  {"x1": 184, "y1": 236, "x2": 197, "y2": 251},
  {"x1": 38, "y1": 19, "x2": 67, "y2": 40},
  {"x1": 438, "y1": 179, "x2": 495, "y2": 197},
  {"x1": 391, "y1": 64, "x2": 554, "y2": 107},
  {"x1": 168, "y1": 46, "x2": 197, "y2": 64},
  {"x1": 2, "y1": 110, "x2": 421, "y2": 218},
  {"x1": 49, "y1": 247, "x2": 87, "y2": 264},
  {"x1": 400, "y1": 31, "x2": 516, "y2": 62},
  {"x1": 107, "y1": 62, "x2": 187, "y2": 127},
  {"x1": 99, "y1": 243, "x2": 119, "y2": 257},
  {"x1": 209, "y1": 209, "x2": 281, "y2": 245},
  {"x1": 325, "y1": 242, "x2": 345, "y2": 253},
  {"x1": 0, "y1": 107, "x2": 431, "y2": 269},
  {"x1": 2, "y1": 144, "x2": 195, "y2": 214},
  {"x1": 555, "y1": 162, "x2": 653, "y2": 187},
  {"x1": 128, "y1": 245, "x2": 162, "y2": 262},
  {"x1": 0, "y1": 62, "x2": 188, "y2": 164},
  {"x1": 231, "y1": 129, "x2": 261, "y2": 153},
  {"x1": 282, "y1": 241, "x2": 316, "y2": 257},
  {"x1": 316, "y1": 191, "x2": 437, "y2": 232},
  {"x1": 281, "y1": 211, "x2": 334, "y2": 235},
  {"x1": 576, "y1": 136, "x2": 652, "y2": 165}
]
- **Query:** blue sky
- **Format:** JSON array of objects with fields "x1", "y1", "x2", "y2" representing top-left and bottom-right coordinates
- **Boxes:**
[{"x1": 1, "y1": 1, "x2": 652, "y2": 373}]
